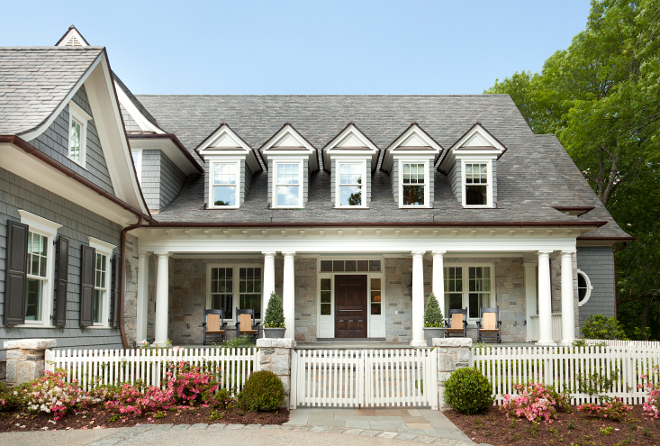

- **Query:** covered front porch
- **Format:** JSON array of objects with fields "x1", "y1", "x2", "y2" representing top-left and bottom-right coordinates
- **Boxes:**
[{"x1": 127, "y1": 226, "x2": 582, "y2": 348}]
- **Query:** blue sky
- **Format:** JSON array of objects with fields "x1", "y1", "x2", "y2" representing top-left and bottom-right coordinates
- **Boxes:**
[{"x1": 1, "y1": 1, "x2": 592, "y2": 95}]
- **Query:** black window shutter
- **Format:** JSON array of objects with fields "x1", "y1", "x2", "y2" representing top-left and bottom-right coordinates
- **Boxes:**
[
  {"x1": 79, "y1": 245, "x2": 95, "y2": 328},
  {"x1": 4, "y1": 220, "x2": 29, "y2": 326},
  {"x1": 111, "y1": 253, "x2": 120, "y2": 328},
  {"x1": 54, "y1": 236, "x2": 69, "y2": 327}
]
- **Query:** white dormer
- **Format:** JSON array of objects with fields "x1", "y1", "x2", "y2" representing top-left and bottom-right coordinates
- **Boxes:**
[
  {"x1": 197, "y1": 124, "x2": 262, "y2": 209},
  {"x1": 260, "y1": 124, "x2": 317, "y2": 209},
  {"x1": 322, "y1": 123, "x2": 379, "y2": 208},
  {"x1": 438, "y1": 123, "x2": 506, "y2": 208},
  {"x1": 382, "y1": 124, "x2": 443, "y2": 208}
]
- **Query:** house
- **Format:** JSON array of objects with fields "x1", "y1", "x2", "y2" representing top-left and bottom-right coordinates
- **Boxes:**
[{"x1": 0, "y1": 27, "x2": 632, "y2": 374}]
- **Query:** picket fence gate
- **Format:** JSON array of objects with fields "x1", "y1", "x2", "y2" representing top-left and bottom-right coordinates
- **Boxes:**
[
  {"x1": 291, "y1": 348, "x2": 438, "y2": 410},
  {"x1": 472, "y1": 344, "x2": 660, "y2": 405},
  {"x1": 45, "y1": 348, "x2": 257, "y2": 394}
]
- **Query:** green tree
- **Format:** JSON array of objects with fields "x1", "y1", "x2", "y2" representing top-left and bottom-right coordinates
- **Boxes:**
[{"x1": 263, "y1": 292, "x2": 285, "y2": 328}]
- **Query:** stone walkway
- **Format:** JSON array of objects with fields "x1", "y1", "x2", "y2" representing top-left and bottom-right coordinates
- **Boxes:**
[{"x1": 286, "y1": 407, "x2": 474, "y2": 443}]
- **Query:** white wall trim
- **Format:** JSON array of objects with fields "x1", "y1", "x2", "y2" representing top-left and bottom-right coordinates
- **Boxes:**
[
  {"x1": 461, "y1": 158, "x2": 494, "y2": 208},
  {"x1": 88, "y1": 236, "x2": 117, "y2": 255},
  {"x1": 18, "y1": 210, "x2": 62, "y2": 235},
  {"x1": 577, "y1": 269, "x2": 594, "y2": 307},
  {"x1": 67, "y1": 100, "x2": 91, "y2": 168},
  {"x1": 272, "y1": 159, "x2": 305, "y2": 208},
  {"x1": 397, "y1": 157, "x2": 431, "y2": 208},
  {"x1": 207, "y1": 158, "x2": 242, "y2": 209},
  {"x1": 334, "y1": 158, "x2": 368, "y2": 208}
]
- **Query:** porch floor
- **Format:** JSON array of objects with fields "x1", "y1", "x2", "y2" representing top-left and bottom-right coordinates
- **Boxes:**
[{"x1": 173, "y1": 341, "x2": 536, "y2": 349}]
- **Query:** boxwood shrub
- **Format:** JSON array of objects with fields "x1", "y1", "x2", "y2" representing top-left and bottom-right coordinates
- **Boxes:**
[
  {"x1": 444, "y1": 367, "x2": 494, "y2": 414},
  {"x1": 237, "y1": 370, "x2": 285, "y2": 412}
]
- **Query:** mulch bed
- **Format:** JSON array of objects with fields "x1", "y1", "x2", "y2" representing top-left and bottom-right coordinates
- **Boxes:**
[
  {"x1": 446, "y1": 405, "x2": 660, "y2": 446},
  {"x1": 0, "y1": 406, "x2": 289, "y2": 433}
]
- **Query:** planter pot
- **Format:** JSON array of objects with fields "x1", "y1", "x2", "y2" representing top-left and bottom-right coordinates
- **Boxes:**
[
  {"x1": 263, "y1": 327, "x2": 286, "y2": 339},
  {"x1": 423, "y1": 327, "x2": 446, "y2": 346}
]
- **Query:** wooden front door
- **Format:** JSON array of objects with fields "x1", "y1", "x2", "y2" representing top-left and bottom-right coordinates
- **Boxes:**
[{"x1": 335, "y1": 275, "x2": 368, "y2": 338}]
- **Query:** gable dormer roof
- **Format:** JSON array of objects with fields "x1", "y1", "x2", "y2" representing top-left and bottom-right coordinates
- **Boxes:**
[
  {"x1": 322, "y1": 123, "x2": 379, "y2": 171},
  {"x1": 260, "y1": 123, "x2": 318, "y2": 171},
  {"x1": 438, "y1": 123, "x2": 507, "y2": 170},
  {"x1": 382, "y1": 123, "x2": 443, "y2": 173},
  {"x1": 55, "y1": 25, "x2": 90, "y2": 47},
  {"x1": 197, "y1": 123, "x2": 262, "y2": 172}
]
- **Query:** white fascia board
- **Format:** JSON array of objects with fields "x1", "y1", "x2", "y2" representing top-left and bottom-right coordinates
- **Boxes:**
[
  {"x1": 128, "y1": 137, "x2": 200, "y2": 176},
  {"x1": 197, "y1": 124, "x2": 260, "y2": 172},
  {"x1": 115, "y1": 83, "x2": 164, "y2": 134},
  {"x1": 382, "y1": 124, "x2": 442, "y2": 173},
  {"x1": 0, "y1": 142, "x2": 138, "y2": 226},
  {"x1": 261, "y1": 124, "x2": 318, "y2": 171},
  {"x1": 322, "y1": 124, "x2": 378, "y2": 170},
  {"x1": 82, "y1": 56, "x2": 149, "y2": 215}
]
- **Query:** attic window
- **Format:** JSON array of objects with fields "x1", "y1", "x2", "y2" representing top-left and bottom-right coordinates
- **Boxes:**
[
  {"x1": 337, "y1": 162, "x2": 366, "y2": 207},
  {"x1": 67, "y1": 101, "x2": 91, "y2": 168},
  {"x1": 399, "y1": 161, "x2": 429, "y2": 207},
  {"x1": 210, "y1": 161, "x2": 238, "y2": 208},
  {"x1": 273, "y1": 161, "x2": 302, "y2": 208},
  {"x1": 463, "y1": 161, "x2": 492, "y2": 207}
]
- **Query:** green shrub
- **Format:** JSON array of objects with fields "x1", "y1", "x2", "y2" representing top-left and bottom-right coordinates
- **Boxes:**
[
  {"x1": 263, "y1": 292, "x2": 285, "y2": 328},
  {"x1": 444, "y1": 367, "x2": 494, "y2": 414},
  {"x1": 424, "y1": 293, "x2": 444, "y2": 327},
  {"x1": 581, "y1": 315, "x2": 629, "y2": 340},
  {"x1": 237, "y1": 371, "x2": 284, "y2": 412}
]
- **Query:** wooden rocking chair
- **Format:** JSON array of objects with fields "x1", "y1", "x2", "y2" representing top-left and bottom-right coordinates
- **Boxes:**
[
  {"x1": 477, "y1": 307, "x2": 502, "y2": 343},
  {"x1": 445, "y1": 308, "x2": 468, "y2": 338},
  {"x1": 235, "y1": 308, "x2": 260, "y2": 341},
  {"x1": 203, "y1": 309, "x2": 227, "y2": 345}
]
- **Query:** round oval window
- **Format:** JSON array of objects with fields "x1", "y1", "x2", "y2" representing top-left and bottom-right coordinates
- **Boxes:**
[{"x1": 577, "y1": 270, "x2": 592, "y2": 306}]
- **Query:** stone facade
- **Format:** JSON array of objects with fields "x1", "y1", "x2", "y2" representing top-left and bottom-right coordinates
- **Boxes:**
[
  {"x1": 256, "y1": 338, "x2": 296, "y2": 408},
  {"x1": 433, "y1": 337, "x2": 472, "y2": 409},
  {"x1": 123, "y1": 234, "x2": 139, "y2": 347},
  {"x1": 293, "y1": 258, "x2": 317, "y2": 343},
  {"x1": 4, "y1": 339, "x2": 56, "y2": 386}
]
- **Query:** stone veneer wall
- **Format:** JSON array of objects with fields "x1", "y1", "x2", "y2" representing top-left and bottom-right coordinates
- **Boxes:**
[{"x1": 123, "y1": 234, "x2": 139, "y2": 347}]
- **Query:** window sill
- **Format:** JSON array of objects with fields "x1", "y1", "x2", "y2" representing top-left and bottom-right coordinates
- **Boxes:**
[
  {"x1": 463, "y1": 204, "x2": 493, "y2": 209},
  {"x1": 86, "y1": 326, "x2": 115, "y2": 330},
  {"x1": 67, "y1": 156, "x2": 87, "y2": 170},
  {"x1": 270, "y1": 206, "x2": 305, "y2": 210},
  {"x1": 333, "y1": 206, "x2": 369, "y2": 210},
  {"x1": 399, "y1": 205, "x2": 432, "y2": 209},
  {"x1": 207, "y1": 206, "x2": 240, "y2": 210},
  {"x1": 13, "y1": 324, "x2": 56, "y2": 329}
]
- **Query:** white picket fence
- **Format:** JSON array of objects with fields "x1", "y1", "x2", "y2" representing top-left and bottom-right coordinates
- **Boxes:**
[
  {"x1": 45, "y1": 347, "x2": 257, "y2": 394},
  {"x1": 292, "y1": 348, "x2": 438, "y2": 409},
  {"x1": 472, "y1": 344, "x2": 660, "y2": 405}
]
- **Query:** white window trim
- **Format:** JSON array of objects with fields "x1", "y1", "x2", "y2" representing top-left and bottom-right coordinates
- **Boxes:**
[
  {"x1": 334, "y1": 159, "x2": 368, "y2": 209},
  {"x1": 577, "y1": 269, "x2": 593, "y2": 307},
  {"x1": 272, "y1": 160, "x2": 304, "y2": 209},
  {"x1": 461, "y1": 159, "x2": 494, "y2": 208},
  {"x1": 131, "y1": 149, "x2": 143, "y2": 184},
  {"x1": 17, "y1": 210, "x2": 62, "y2": 327},
  {"x1": 443, "y1": 262, "x2": 496, "y2": 322},
  {"x1": 208, "y1": 159, "x2": 241, "y2": 210},
  {"x1": 205, "y1": 264, "x2": 264, "y2": 322},
  {"x1": 68, "y1": 101, "x2": 91, "y2": 168},
  {"x1": 398, "y1": 159, "x2": 430, "y2": 208},
  {"x1": 88, "y1": 237, "x2": 116, "y2": 328}
]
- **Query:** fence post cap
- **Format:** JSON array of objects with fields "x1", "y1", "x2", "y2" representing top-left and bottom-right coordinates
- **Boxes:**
[
  {"x1": 4, "y1": 339, "x2": 57, "y2": 350},
  {"x1": 432, "y1": 338, "x2": 472, "y2": 348}
]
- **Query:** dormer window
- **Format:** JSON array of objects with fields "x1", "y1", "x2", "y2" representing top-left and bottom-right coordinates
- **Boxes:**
[
  {"x1": 337, "y1": 161, "x2": 366, "y2": 207},
  {"x1": 274, "y1": 161, "x2": 302, "y2": 208},
  {"x1": 211, "y1": 161, "x2": 239, "y2": 207},
  {"x1": 68, "y1": 101, "x2": 91, "y2": 167},
  {"x1": 400, "y1": 161, "x2": 429, "y2": 207},
  {"x1": 464, "y1": 161, "x2": 491, "y2": 206}
]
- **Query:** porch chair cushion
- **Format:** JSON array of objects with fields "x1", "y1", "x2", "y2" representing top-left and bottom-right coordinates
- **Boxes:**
[
  {"x1": 238, "y1": 313, "x2": 257, "y2": 334},
  {"x1": 447, "y1": 313, "x2": 465, "y2": 332},
  {"x1": 480, "y1": 312, "x2": 498, "y2": 332},
  {"x1": 206, "y1": 313, "x2": 225, "y2": 334}
]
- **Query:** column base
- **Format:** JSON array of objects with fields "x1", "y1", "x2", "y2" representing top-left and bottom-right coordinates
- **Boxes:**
[
  {"x1": 536, "y1": 340, "x2": 557, "y2": 346},
  {"x1": 410, "y1": 340, "x2": 427, "y2": 347},
  {"x1": 151, "y1": 341, "x2": 169, "y2": 348},
  {"x1": 559, "y1": 339, "x2": 574, "y2": 347}
]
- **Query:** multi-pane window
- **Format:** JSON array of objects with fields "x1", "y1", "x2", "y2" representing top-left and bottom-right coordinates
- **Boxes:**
[
  {"x1": 93, "y1": 253, "x2": 107, "y2": 325},
  {"x1": 212, "y1": 163, "x2": 238, "y2": 207},
  {"x1": 370, "y1": 278, "x2": 382, "y2": 315},
  {"x1": 465, "y1": 163, "x2": 489, "y2": 206},
  {"x1": 577, "y1": 271, "x2": 592, "y2": 306},
  {"x1": 239, "y1": 267, "x2": 262, "y2": 319},
  {"x1": 275, "y1": 163, "x2": 301, "y2": 207},
  {"x1": 69, "y1": 118, "x2": 82, "y2": 163},
  {"x1": 210, "y1": 267, "x2": 233, "y2": 318},
  {"x1": 338, "y1": 163, "x2": 363, "y2": 206},
  {"x1": 402, "y1": 163, "x2": 426, "y2": 206},
  {"x1": 320, "y1": 259, "x2": 381, "y2": 272},
  {"x1": 444, "y1": 265, "x2": 493, "y2": 319},
  {"x1": 320, "y1": 278, "x2": 332, "y2": 315},
  {"x1": 25, "y1": 232, "x2": 48, "y2": 322}
]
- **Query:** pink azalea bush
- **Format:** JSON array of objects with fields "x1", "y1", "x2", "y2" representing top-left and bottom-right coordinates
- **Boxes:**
[
  {"x1": 641, "y1": 369, "x2": 660, "y2": 418},
  {"x1": 501, "y1": 382, "x2": 564, "y2": 422},
  {"x1": 577, "y1": 397, "x2": 632, "y2": 421}
]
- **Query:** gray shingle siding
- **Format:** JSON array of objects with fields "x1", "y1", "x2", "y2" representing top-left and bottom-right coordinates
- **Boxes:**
[
  {"x1": 28, "y1": 85, "x2": 115, "y2": 196},
  {"x1": 366, "y1": 158, "x2": 372, "y2": 205},
  {"x1": 120, "y1": 104, "x2": 141, "y2": 132},
  {"x1": 0, "y1": 166, "x2": 123, "y2": 361},
  {"x1": 244, "y1": 161, "x2": 254, "y2": 196},
  {"x1": 448, "y1": 160, "x2": 462, "y2": 204},
  {"x1": 159, "y1": 151, "x2": 186, "y2": 209},
  {"x1": 491, "y1": 160, "x2": 498, "y2": 206},
  {"x1": 391, "y1": 162, "x2": 399, "y2": 204},
  {"x1": 141, "y1": 149, "x2": 161, "y2": 210},
  {"x1": 204, "y1": 159, "x2": 210, "y2": 206},
  {"x1": 576, "y1": 246, "x2": 616, "y2": 332}
]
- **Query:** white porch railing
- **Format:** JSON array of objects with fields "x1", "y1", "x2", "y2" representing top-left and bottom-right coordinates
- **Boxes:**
[
  {"x1": 45, "y1": 348, "x2": 257, "y2": 394},
  {"x1": 472, "y1": 344, "x2": 660, "y2": 405},
  {"x1": 528, "y1": 313, "x2": 562, "y2": 343}
]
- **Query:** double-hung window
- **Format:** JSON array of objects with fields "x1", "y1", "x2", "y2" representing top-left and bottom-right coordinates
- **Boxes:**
[
  {"x1": 25, "y1": 232, "x2": 48, "y2": 322},
  {"x1": 400, "y1": 161, "x2": 428, "y2": 207},
  {"x1": 67, "y1": 101, "x2": 90, "y2": 167},
  {"x1": 209, "y1": 267, "x2": 233, "y2": 318},
  {"x1": 337, "y1": 162, "x2": 365, "y2": 207},
  {"x1": 93, "y1": 253, "x2": 108, "y2": 325},
  {"x1": 239, "y1": 267, "x2": 262, "y2": 319},
  {"x1": 211, "y1": 162, "x2": 238, "y2": 208},
  {"x1": 208, "y1": 266, "x2": 263, "y2": 320},
  {"x1": 444, "y1": 264, "x2": 494, "y2": 319},
  {"x1": 464, "y1": 162, "x2": 490, "y2": 206},
  {"x1": 274, "y1": 162, "x2": 302, "y2": 208}
]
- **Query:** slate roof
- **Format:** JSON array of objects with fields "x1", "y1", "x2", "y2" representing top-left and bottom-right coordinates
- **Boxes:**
[
  {"x1": 113, "y1": 73, "x2": 165, "y2": 133},
  {"x1": 0, "y1": 47, "x2": 103, "y2": 135},
  {"x1": 132, "y1": 94, "x2": 629, "y2": 239}
]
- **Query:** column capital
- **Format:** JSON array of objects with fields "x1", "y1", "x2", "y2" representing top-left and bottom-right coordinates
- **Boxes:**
[
  {"x1": 262, "y1": 251, "x2": 277, "y2": 257},
  {"x1": 523, "y1": 261, "x2": 538, "y2": 268},
  {"x1": 431, "y1": 250, "x2": 446, "y2": 257},
  {"x1": 154, "y1": 251, "x2": 171, "y2": 258},
  {"x1": 411, "y1": 251, "x2": 426, "y2": 258},
  {"x1": 561, "y1": 250, "x2": 576, "y2": 256},
  {"x1": 537, "y1": 250, "x2": 553, "y2": 257},
  {"x1": 138, "y1": 251, "x2": 149, "y2": 258},
  {"x1": 282, "y1": 251, "x2": 296, "y2": 257}
]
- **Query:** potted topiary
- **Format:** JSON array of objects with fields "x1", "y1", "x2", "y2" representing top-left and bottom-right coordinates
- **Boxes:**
[
  {"x1": 263, "y1": 291, "x2": 286, "y2": 338},
  {"x1": 423, "y1": 292, "x2": 445, "y2": 346}
]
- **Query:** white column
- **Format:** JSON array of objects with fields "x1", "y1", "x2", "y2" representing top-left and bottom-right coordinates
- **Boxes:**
[
  {"x1": 560, "y1": 251, "x2": 576, "y2": 346},
  {"x1": 282, "y1": 251, "x2": 296, "y2": 340},
  {"x1": 153, "y1": 252, "x2": 170, "y2": 347},
  {"x1": 523, "y1": 261, "x2": 537, "y2": 342},
  {"x1": 432, "y1": 251, "x2": 446, "y2": 315},
  {"x1": 136, "y1": 252, "x2": 149, "y2": 344},
  {"x1": 537, "y1": 251, "x2": 555, "y2": 346},
  {"x1": 411, "y1": 251, "x2": 426, "y2": 347},
  {"x1": 262, "y1": 252, "x2": 276, "y2": 331}
]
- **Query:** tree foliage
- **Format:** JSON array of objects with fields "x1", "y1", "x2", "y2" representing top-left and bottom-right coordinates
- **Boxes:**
[
  {"x1": 486, "y1": 0, "x2": 660, "y2": 339},
  {"x1": 263, "y1": 292, "x2": 285, "y2": 328}
]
